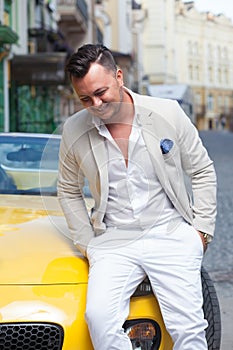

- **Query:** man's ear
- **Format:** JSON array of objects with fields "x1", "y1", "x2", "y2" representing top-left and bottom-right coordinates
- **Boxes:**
[{"x1": 116, "y1": 68, "x2": 124, "y2": 86}]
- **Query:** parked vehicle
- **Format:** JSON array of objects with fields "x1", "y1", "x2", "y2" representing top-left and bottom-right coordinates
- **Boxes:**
[{"x1": 0, "y1": 133, "x2": 221, "y2": 349}]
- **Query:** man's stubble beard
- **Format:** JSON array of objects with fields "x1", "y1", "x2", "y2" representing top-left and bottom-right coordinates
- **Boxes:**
[
  {"x1": 91, "y1": 86, "x2": 124, "y2": 124},
  {"x1": 104, "y1": 86, "x2": 125, "y2": 125}
]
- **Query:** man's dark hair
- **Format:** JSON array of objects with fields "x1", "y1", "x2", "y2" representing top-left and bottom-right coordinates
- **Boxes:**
[{"x1": 66, "y1": 44, "x2": 117, "y2": 80}]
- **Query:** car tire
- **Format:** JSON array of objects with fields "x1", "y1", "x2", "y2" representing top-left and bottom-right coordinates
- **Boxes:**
[{"x1": 201, "y1": 266, "x2": 221, "y2": 350}]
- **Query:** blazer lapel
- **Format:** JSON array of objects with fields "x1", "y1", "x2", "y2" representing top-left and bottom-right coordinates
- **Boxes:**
[
  {"x1": 88, "y1": 128, "x2": 109, "y2": 216},
  {"x1": 138, "y1": 111, "x2": 174, "y2": 196}
]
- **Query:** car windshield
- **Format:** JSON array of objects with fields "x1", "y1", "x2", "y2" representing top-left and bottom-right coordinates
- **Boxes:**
[{"x1": 0, "y1": 134, "x2": 60, "y2": 196}]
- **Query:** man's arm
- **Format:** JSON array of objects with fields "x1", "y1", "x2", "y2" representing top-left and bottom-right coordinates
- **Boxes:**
[
  {"x1": 175, "y1": 102, "x2": 217, "y2": 237},
  {"x1": 57, "y1": 128, "x2": 95, "y2": 257}
]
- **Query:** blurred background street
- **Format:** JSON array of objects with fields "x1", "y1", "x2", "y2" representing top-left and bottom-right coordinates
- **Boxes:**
[
  {"x1": 1, "y1": 1, "x2": 233, "y2": 134},
  {"x1": 201, "y1": 130, "x2": 233, "y2": 349}
]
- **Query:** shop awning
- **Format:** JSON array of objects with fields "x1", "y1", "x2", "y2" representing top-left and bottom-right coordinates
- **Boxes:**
[
  {"x1": 11, "y1": 53, "x2": 67, "y2": 85},
  {"x1": 0, "y1": 25, "x2": 18, "y2": 44}
]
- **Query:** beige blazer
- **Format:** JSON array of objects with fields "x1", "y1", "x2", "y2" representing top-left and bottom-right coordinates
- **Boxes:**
[{"x1": 58, "y1": 90, "x2": 217, "y2": 256}]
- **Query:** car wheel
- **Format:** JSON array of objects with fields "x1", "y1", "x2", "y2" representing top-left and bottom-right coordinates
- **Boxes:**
[{"x1": 201, "y1": 266, "x2": 221, "y2": 350}]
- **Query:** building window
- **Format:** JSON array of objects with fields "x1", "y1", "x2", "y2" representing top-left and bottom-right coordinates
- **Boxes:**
[
  {"x1": 217, "y1": 96, "x2": 223, "y2": 114},
  {"x1": 217, "y1": 46, "x2": 222, "y2": 60},
  {"x1": 189, "y1": 64, "x2": 193, "y2": 80},
  {"x1": 195, "y1": 93, "x2": 201, "y2": 105},
  {"x1": 195, "y1": 65, "x2": 199, "y2": 80},
  {"x1": 188, "y1": 40, "x2": 192, "y2": 55},
  {"x1": 218, "y1": 68, "x2": 222, "y2": 83},
  {"x1": 187, "y1": 41, "x2": 199, "y2": 57},
  {"x1": 207, "y1": 94, "x2": 214, "y2": 111},
  {"x1": 224, "y1": 68, "x2": 229, "y2": 84},
  {"x1": 224, "y1": 96, "x2": 229, "y2": 113},
  {"x1": 195, "y1": 93, "x2": 202, "y2": 113},
  {"x1": 207, "y1": 44, "x2": 213, "y2": 58},
  {"x1": 194, "y1": 42, "x2": 198, "y2": 55},
  {"x1": 223, "y1": 47, "x2": 228, "y2": 59},
  {"x1": 208, "y1": 66, "x2": 213, "y2": 82}
]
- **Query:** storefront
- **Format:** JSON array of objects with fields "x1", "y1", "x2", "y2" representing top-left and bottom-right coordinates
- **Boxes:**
[{"x1": 10, "y1": 52, "x2": 67, "y2": 133}]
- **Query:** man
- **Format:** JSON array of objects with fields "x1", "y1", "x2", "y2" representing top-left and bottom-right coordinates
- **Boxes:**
[{"x1": 58, "y1": 44, "x2": 217, "y2": 350}]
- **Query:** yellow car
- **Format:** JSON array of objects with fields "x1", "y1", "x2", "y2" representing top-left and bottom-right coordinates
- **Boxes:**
[{"x1": 0, "y1": 133, "x2": 221, "y2": 350}]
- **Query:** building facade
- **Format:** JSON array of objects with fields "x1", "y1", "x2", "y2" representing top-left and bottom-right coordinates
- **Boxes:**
[
  {"x1": 0, "y1": 0, "x2": 18, "y2": 132},
  {"x1": 2, "y1": 0, "x2": 231, "y2": 132},
  {"x1": 0, "y1": 0, "x2": 99, "y2": 133},
  {"x1": 142, "y1": 0, "x2": 233, "y2": 130},
  {"x1": 0, "y1": 0, "x2": 146, "y2": 132}
]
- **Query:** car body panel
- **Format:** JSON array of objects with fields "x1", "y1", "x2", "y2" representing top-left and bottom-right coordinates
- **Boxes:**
[
  {"x1": 0, "y1": 284, "x2": 93, "y2": 350},
  {"x1": 0, "y1": 195, "x2": 88, "y2": 285},
  {"x1": 0, "y1": 287, "x2": 172, "y2": 350}
]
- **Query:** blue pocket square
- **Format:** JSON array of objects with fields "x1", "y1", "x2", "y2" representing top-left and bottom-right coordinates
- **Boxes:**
[{"x1": 160, "y1": 139, "x2": 174, "y2": 154}]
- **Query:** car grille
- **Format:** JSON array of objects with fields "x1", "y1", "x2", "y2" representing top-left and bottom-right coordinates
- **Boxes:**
[{"x1": 0, "y1": 322, "x2": 64, "y2": 350}]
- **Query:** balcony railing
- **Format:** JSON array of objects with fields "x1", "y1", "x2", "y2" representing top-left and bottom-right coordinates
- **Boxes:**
[
  {"x1": 0, "y1": 25, "x2": 18, "y2": 44},
  {"x1": 77, "y1": 0, "x2": 88, "y2": 22},
  {"x1": 57, "y1": 0, "x2": 88, "y2": 23},
  {"x1": 195, "y1": 104, "x2": 206, "y2": 116}
]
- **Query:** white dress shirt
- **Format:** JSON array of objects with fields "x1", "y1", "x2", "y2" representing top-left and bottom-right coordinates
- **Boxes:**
[{"x1": 93, "y1": 114, "x2": 181, "y2": 231}]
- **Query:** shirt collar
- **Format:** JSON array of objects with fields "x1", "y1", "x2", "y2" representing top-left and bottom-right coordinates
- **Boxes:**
[{"x1": 91, "y1": 115, "x2": 105, "y2": 132}]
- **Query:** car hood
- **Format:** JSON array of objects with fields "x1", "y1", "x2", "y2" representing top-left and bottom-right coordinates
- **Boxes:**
[{"x1": 0, "y1": 195, "x2": 89, "y2": 285}]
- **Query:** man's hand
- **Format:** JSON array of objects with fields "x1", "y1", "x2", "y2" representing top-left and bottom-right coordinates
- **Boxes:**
[{"x1": 197, "y1": 230, "x2": 208, "y2": 253}]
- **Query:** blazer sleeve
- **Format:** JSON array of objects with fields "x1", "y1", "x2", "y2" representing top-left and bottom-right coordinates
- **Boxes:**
[
  {"x1": 57, "y1": 123, "x2": 95, "y2": 257},
  {"x1": 174, "y1": 101, "x2": 217, "y2": 236}
]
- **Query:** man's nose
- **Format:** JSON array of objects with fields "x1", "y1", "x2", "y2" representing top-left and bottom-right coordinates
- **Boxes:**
[{"x1": 92, "y1": 96, "x2": 102, "y2": 107}]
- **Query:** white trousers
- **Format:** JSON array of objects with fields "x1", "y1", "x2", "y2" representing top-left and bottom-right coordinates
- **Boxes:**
[{"x1": 85, "y1": 220, "x2": 208, "y2": 350}]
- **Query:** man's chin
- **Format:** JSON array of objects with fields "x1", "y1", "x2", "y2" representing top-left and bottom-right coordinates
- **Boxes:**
[
  {"x1": 88, "y1": 103, "x2": 122, "y2": 122},
  {"x1": 90, "y1": 109, "x2": 114, "y2": 122}
]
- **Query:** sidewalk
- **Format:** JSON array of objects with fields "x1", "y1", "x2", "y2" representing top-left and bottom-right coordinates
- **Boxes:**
[
  {"x1": 212, "y1": 280, "x2": 233, "y2": 349},
  {"x1": 219, "y1": 297, "x2": 233, "y2": 349}
]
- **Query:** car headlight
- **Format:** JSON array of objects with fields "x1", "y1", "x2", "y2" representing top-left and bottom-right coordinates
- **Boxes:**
[
  {"x1": 133, "y1": 277, "x2": 153, "y2": 297},
  {"x1": 124, "y1": 318, "x2": 161, "y2": 350}
]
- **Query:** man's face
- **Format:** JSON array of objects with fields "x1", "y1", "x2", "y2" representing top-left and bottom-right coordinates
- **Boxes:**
[{"x1": 71, "y1": 63, "x2": 124, "y2": 122}]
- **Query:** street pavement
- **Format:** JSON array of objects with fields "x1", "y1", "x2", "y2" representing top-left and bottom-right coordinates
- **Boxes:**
[{"x1": 199, "y1": 130, "x2": 233, "y2": 349}]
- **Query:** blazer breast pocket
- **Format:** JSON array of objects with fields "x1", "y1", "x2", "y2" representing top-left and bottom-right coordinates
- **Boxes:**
[
  {"x1": 161, "y1": 142, "x2": 178, "y2": 161},
  {"x1": 161, "y1": 143, "x2": 184, "y2": 187}
]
